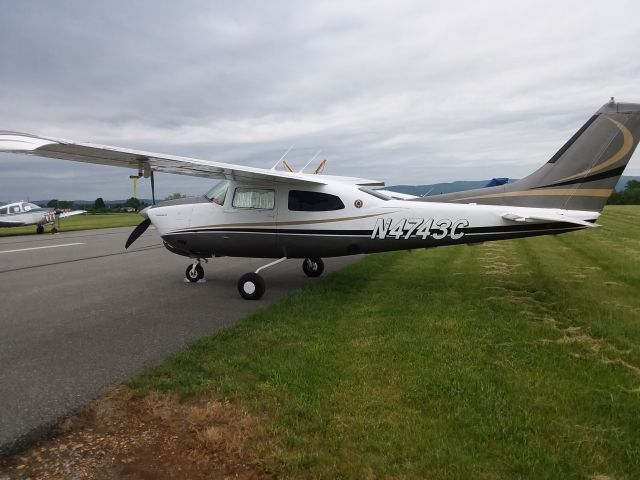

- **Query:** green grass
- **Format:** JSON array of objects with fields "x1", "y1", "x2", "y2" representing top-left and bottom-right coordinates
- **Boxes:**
[
  {"x1": 0, "y1": 213, "x2": 141, "y2": 236},
  {"x1": 129, "y1": 206, "x2": 640, "y2": 479}
]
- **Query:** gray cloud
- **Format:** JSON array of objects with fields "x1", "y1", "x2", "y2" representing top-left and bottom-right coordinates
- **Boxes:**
[{"x1": 1, "y1": 0, "x2": 639, "y2": 202}]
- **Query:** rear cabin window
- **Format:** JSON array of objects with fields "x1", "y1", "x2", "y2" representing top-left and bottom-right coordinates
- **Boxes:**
[
  {"x1": 232, "y1": 188, "x2": 275, "y2": 209},
  {"x1": 0, "y1": 207, "x2": 7, "y2": 215},
  {"x1": 9, "y1": 205, "x2": 20, "y2": 214},
  {"x1": 288, "y1": 190, "x2": 345, "y2": 211}
]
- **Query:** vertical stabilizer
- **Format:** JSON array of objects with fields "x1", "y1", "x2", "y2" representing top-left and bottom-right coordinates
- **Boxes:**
[{"x1": 420, "y1": 100, "x2": 640, "y2": 211}]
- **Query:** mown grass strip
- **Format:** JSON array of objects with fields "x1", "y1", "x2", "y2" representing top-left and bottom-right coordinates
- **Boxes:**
[
  {"x1": 129, "y1": 206, "x2": 640, "y2": 479},
  {"x1": 0, "y1": 213, "x2": 141, "y2": 236}
]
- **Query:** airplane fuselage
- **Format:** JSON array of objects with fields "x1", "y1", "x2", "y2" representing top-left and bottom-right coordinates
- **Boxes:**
[
  {"x1": 147, "y1": 180, "x2": 599, "y2": 259},
  {"x1": 0, "y1": 202, "x2": 56, "y2": 228}
]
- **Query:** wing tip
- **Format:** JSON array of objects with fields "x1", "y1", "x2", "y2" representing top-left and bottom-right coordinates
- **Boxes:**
[{"x1": 0, "y1": 131, "x2": 59, "y2": 152}]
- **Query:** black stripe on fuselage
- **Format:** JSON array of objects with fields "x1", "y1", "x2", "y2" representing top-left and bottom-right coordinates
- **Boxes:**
[{"x1": 166, "y1": 221, "x2": 591, "y2": 237}]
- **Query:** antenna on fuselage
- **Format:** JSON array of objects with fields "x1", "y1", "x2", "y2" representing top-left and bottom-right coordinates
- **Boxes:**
[
  {"x1": 270, "y1": 145, "x2": 295, "y2": 170},
  {"x1": 313, "y1": 159, "x2": 327, "y2": 174},
  {"x1": 282, "y1": 160, "x2": 295, "y2": 172},
  {"x1": 299, "y1": 150, "x2": 321, "y2": 173}
]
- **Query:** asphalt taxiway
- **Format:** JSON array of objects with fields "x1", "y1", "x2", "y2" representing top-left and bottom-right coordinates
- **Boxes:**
[{"x1": 0, "y1": 227, "x2": 359, "y2": 455}]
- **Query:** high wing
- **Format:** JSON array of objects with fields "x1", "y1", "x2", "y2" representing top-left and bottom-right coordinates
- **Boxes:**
[{"x1": 0, "y1": 131, "x2": 336, "y2": 186}]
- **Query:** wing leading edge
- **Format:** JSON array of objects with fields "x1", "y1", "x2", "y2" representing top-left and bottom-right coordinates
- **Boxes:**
[{"x1": 0, "y1": 131, "x2": 330, "y2": 186}]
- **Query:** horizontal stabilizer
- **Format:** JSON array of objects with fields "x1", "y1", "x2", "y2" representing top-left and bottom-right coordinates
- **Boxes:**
[{"x1": 502, "y1": 212, "x2": 599, "y2": 227}]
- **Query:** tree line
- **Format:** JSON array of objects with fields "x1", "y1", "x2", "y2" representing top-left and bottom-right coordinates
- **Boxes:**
[
  {"x1": 607, "y1": 180, "x2": 640, "y2": 205},
  {"x1": 45, "y1": 193, "x2": 186, "y2": 212}
]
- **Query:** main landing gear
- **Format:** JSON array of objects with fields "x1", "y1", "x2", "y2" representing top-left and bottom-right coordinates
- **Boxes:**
[
  {"x1": 238, "y1": 257, "x2": 287, "y2": 300},
  {"x1": 186, "y1": 257, "x2": 326, "y2": 300},
  {"x1": 36, "y1": 225, "x2": 58, "y2": 234},
  {"x1": 236, "y1": 257, "x2": 326, "y2": 300},
  {"x1": 302, "y1": 257, "x2": 324, "y2": 277}
]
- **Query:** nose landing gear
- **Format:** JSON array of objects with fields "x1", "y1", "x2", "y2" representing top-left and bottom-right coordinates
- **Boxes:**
[{"x1": 185, "y1": 259, "x2": 206, "y2": 283}]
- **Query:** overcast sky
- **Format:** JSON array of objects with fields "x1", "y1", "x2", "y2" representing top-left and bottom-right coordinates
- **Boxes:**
[{"x1": 1, "y1": 0, "x2": 639, "y2": 202}]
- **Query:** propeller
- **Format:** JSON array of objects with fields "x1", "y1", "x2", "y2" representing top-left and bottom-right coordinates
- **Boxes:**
[
  {"x1": 126, "y1": 168, "x2": 155, "y2": 249},
  {"x1": 125, "y1": 217, "x2": 151, "y2": 249}
]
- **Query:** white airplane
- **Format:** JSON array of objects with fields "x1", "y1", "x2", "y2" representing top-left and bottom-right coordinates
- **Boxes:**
[
  {"x1": 1, "y1": 99, "x2": 638, "y2": 299},
  {"x1": 0, "y1": 200, "x2": 86, "y2": 234}
]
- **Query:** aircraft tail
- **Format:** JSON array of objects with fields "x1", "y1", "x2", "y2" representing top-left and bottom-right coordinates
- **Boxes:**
[{"x1": 419, "y1": 100, "x2": 640, "y2": 211}]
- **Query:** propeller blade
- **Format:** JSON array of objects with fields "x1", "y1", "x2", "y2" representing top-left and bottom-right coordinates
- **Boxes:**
[{"x1": 125, "y1": 218, "x2": 151, "y2": 249}]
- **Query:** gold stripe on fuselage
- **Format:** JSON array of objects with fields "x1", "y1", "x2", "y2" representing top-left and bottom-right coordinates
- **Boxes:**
[{"x1": 173, "y1": 211, "x2": 400, "y2": 232}]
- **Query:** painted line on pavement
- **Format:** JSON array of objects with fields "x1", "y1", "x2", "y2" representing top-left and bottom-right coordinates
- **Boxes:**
[{"x1": 0, "y1": 243, "x2": 85, "y2": 254}]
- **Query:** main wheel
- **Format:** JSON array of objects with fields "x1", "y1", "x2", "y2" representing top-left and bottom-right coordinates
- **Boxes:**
[
  {"x1": 185, "y1": 263, "x2": 205, "y2": 282},
  {"x1": 302, "y1": 257, "x2": 324, "y2": 277},
  {"x1": 238, "y1": 273, "x2": 265, "y2": 300},
  {"x1": 51, "y1": 227, "x2": 58, "y2": 234},
  {"x1": 36, "y1": 225, "x2": 44, "y2": 234}
]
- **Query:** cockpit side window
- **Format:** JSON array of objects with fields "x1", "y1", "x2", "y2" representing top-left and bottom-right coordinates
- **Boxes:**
[
  {"x1": 288, "y1": 190, "x2": 345, "y2": 211},
  {"x1": 9, "y1": 205, "x2": 20, "y2": 214},
  {"x1": 204, "y1": 180, "x2": 229, "y2": 205},
  {"x1": 22, "y1": 203, "x2": 32, "y2": 211}
]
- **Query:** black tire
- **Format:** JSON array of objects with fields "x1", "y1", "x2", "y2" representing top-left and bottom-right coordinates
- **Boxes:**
[
  {"x1": 185, "y1": 263, "x2": 205, "y2": 282},
  {"x1": 302, "y1": 257, "x2": 324, "y2": 277},
  {"x1": 36, "y1": 225, "x2": 44, "y2": 234},
  {"x1": 51, "y1": 227, "x2": 58, "y2": 234},
  {"x1": 238, "y1": 273, "x2": 265, "y2": 300}
]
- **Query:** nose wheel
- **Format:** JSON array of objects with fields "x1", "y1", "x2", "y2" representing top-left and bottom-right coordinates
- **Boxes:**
[{"x1": 185, "y1": 262, "x2": 205, "y2": 282}]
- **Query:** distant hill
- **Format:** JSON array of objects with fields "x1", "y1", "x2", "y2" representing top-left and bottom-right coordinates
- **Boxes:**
[{"x1": 387, "y1": 176, "x2": 640, "y2": 197}]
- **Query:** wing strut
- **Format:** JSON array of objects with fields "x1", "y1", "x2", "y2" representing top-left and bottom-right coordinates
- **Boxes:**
[{"x1": 150, "y1": 170, "x2": 156, "y2": 205}]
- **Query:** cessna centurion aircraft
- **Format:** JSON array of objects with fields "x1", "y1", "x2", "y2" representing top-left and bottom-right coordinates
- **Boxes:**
[
  {"x1": 0, "y1": 200, "x2": 86, "y2": 233},
  {"x1": 1, "y1": 99, "x2": 639, "y2": 299}
]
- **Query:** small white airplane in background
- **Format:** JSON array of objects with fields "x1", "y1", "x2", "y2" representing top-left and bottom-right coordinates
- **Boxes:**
[
  {"x1": 0, "y1": 201, "x2": 86, "y2": 234},
  {"x1": 1, "y1": 99, "x2": 639, "y2": 299}
]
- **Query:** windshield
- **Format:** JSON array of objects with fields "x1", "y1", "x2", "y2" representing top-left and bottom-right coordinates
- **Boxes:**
[
  {"x1": 204, "y1": 180, "x2": 230, "y2": 205},
  {"x1": 22, "y1": 202, "x2": 40, "y2": 211}
]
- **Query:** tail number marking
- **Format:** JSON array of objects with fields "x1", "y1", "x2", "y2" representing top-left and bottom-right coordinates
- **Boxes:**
[{"x1": 371, "y1": 218, "x2": 469, "y2": 240}]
